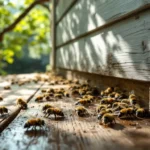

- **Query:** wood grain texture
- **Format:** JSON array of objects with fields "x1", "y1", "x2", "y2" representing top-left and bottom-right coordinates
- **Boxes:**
[
  {"x1": 56, "y1": 9, "x2": 150, "y2": 81},
  {"x1": 56, "y1": 0, "x2": 75, "y2": 22},
  {"x1": 56, "y1": 0, "x2": 150, "y2": 45},
  {"x1": 0, "y1": 83, "x2": 150, "y2": 150}
]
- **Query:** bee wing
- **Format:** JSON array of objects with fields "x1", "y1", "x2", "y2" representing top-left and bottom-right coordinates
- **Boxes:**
[{"x1": 113, "y1": 111, "x2": 120, "y2": 116}]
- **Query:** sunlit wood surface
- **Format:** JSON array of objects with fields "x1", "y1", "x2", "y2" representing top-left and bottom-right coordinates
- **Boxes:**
[{"x1": 0, "y1": 74, "x2": 150, "y2": 150}]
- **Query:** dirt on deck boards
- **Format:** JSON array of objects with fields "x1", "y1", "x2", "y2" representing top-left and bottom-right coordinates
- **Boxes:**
[{"x1": 0, "y1": 74, "x2": 150, "y2": 150}]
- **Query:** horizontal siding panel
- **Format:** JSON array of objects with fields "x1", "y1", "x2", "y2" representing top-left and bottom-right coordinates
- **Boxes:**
[
  {"x1": 56, "y1": 0, "x2": 75, "y2": 22},
  {"x1": 56, "y1": 0, "x2": 150, "y2": 46},
  {"x1": 56, "y1": 10, "x2": 150, "y2": 81}
]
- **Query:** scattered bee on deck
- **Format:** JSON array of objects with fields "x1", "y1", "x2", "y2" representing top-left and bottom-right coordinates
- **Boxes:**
[
  {"x1": 71, "y1": 89, "x2": 80, "y2": 97},
  {"x1": 112, "y1": 102, "x2": 129, "y2": 111},
  {"x1": 45, "y1": 107, "x2": 64, "y2": 119},
  {"x1": 118, "y1": 108, "x2": 135, "y2": 118},
  {"x1": 42, "y1": 104, "x2": 54, "y2": 113},
  {"x1": 75, "y1": 98, "x2": 91, "y2": 106},
  {"x1": 41, "y1": 89, "x2": 47, "y2": 93},
  {"x1": 64, "y1": 91, "x2": 70, "y2": 97},
  {"x1": 46, "y1": 88, "x2": 54, "y2": 93},
  {"x1": 24, "y1": 118, "x2": 45, "y2": 130},
  {"x1": 75, "y1": 106, "x2": 89, "y2": 117},
  {"x1": 35, "y1": 95, "x2": 44, "y2": 102},
  {"x1": 129, "y1": 94, "x2": 137, "y2": 105},
  {"x1": 121, "y1": 99, "x2": 130, "y2": 105},
  {"x1": 97, "y1": 109, "x2": 113, "y2": 120},
  {"x1": 0, "y1": 96, "x2": 3, "y2": 101},
  {"x1": 54, "y1": 93, "x2": 63, "y2": 99},
  {"x1": 4, "y1": 86, "x2": 11, "y2": 90},
  {"x1": 96, "y1": 104, "x2": 108, "y2": 113},
  {"x1": 135, "y1": 108, "x2": 149, "y2": 118},
  {"x1": 16, "y1": 98, "x2": 27, "y2": 109},
  {"x1": 0, "y1": 106, "x2": 9, "y2": 115},
  {"x1": 101, "y1": 113, "x2": 116, "y2": 126},
  {"x1": 100, "y1": 98, "x2": 115, "y2": 106}
]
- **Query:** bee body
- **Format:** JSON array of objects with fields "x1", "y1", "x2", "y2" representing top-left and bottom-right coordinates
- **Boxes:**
[
  {"x1": 75, "y1": 106, "x2": 88, "y2": 117},
  {"x1": 0, "y1": 96, "x2": 3, "y2": 101},
  {"x1": 100, "y1": 98, "x2": 115, "y2": 105},
  {"x1": 47, "y1": 88, "x2": 54, "y2": 93},
  {"x1": 35, "y1": 95, "x2": 44, "y2": 102},
  {"x1": 75, "y1": 98, "x2": 91, "y2": 105},
  {"x1": 96, "y1": 104, "x2": 108, "y2": 113},
  {"x1": 16, "y1": 98, "x2": 27, "y2": 109},
  {"x1": 4, "y1": 86, "x2": 11, "y2": 90},
  {"x1": 118, "y1": 108, "x2": 135, "y2": 118},
  {"x1": 101, "y1": 113, "x2": 116, "y2": 125},
  {"x1": 64, "y1": 91, "x2": 70, "y2": 97},
  {"x1": 45, "y1": 108, "x2": 64, "y2": 119},
  {"x1": 0, "y1": 106, "x2": 8, "y2": 115},
  {"x1": 136, "y1": 108, "x2": 149, "y2": 118},
  {"x1": 24, "y1": 118, "x2": 45, "y2": 129},
  {"x1": 42, "y1": 104, "x2": 54, "y2": 113},
  {"x1": 41, "y1": 89, "x2": 47, "y2": 93},
  {"x1": 54, "y1": 94, "x2": 63, "y2": 99},
  {"x1": 112, "y1": 102, "x2": 129, "y2": 111}
]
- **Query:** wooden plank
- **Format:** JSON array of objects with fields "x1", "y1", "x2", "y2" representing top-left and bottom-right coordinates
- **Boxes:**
[
  {"x1": 56, "y1": 9, "x2": 150, "y2": 81},
  {"x1": 0, "y1": 84, "x2": 150, "y2": 150},
  {"x1": 56, "y1": 0, "x2": 150, "y2": 46},
  {"x1": 0, "y1": 74, "x2": 44, "y2": 131},
  {"x1": 56, "y1": 0, "x2": 76, "y2": 22},
  {"x1": 56, "y1": 0, "x2": 78, "y2": 26}
]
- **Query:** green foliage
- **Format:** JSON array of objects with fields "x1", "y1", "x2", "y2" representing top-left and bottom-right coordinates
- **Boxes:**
[{"x1": 0, "y1": 0, "x2": 51, "y2": 75}]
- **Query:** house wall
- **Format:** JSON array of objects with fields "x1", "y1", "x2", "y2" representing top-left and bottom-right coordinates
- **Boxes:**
[{"x1": 54, "y1": 0, "x2": 150, "y2": 106}]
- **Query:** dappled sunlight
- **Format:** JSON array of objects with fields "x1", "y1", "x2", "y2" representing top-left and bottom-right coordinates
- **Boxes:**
[{"x1": 56, "y1": 0, "x2": 150, "y2": 81}]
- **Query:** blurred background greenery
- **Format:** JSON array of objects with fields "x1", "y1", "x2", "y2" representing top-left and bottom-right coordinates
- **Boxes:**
[{"x1": 0, "y1": 0, "x2": 51, "y2": 75}]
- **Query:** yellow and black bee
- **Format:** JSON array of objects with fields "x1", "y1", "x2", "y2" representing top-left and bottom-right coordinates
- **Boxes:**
[
  {"x1": 78, "y1": 89, "x2": 87, "y2": 96},
  {"x1": 114, "y1": 92, "x2": 127, "y2": 99},
  {"x1": 0, "y1": 96, "x2": 3, "y2": 101},
  {"x1": 75, "y1": 98, "x2": 91, "y2": 105},
  {"x1": 136, "y1": 108, "x2": 149, "y2": 118},
  {"x1": 44, "y1": 95, "x2": 52, "y2": 101},
  {"x1": 112, "y1": 102, "x2": 129, "y2": 111},
  {"x1": 41, "y1": 89, "x2": 47, "y2": 93},
  {"x1": 96, "y1": 104, "x2": 108, "y2": 113},
  {"x1": 71, "y1": 89, "x2": 80, "y2": 97},
  {"x1": 118, "y1": 108, "x2": 135, "y2": 118},
  {"x1": 129, "y1": 94, "x2": 137, "y2": 105},
  {"x1": 35, "y1": 95, "x2": 44, "y2": 102},
  {"x1": 24, "y1": 118, "x2": 45, "y2": 130},
  {"x1": 42, "y1": 104, "x2": 54, "y2": 113},
  {"x1": 0, "y1": 106, "x2": 8, "y2": 115},
  {"x1": 46, "y1": 88, "x2": 54, "y2": 93},
  {"x1": 97, "y1": 109, "x2": 113, "y2": 120},
  {"x1": 82, "y1": 95, "x2": 94, "y2": 101},
  {"x1": 100, "y1": 98, "x2": 115, "y2": 106},
  {"x1": 75, "y1": 106, "x2": 89, "y2": 117},
  {"x1": 101, "y1": 113, "x2": 116, "y2": 126},
  {"x1": 4, "y1": 86, "x2": 11, "y2": 90},
  {"x1": 104, "y1": 87, "x2": 114, "y2": 95},
  {"x1": 64, "y1": 91, "x2": 70, "y2": 97},
  {"x1": 16, "y1": 98, "x2": 27, "y2": 109},
  {"x1": 54, "y1": 93, "x2": 63, "y2": 99},
  {"x1": 121, "y1": 99, "x2": 130, "y2": 105},
  {"x1": 45, "y1": 107, "x2": 64, "y2": 119}
]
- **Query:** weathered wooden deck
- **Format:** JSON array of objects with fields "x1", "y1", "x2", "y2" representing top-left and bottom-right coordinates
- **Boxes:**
[{"x1": 0, "y1": 74, "x2": 150, "y2": 150}]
